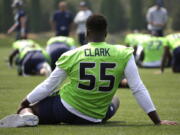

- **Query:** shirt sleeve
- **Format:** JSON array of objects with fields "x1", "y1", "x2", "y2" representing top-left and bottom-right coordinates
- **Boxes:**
[
  {"x1": 124, "y1": 55, "x2": 156, "y2": 113},
  {"x1": 27, "y1": 67, "x2": 67, "y2": 104}
]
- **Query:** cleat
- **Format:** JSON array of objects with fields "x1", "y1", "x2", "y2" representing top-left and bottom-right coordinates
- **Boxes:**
[{"x1": 0, "y1": 114, "x2": 39, "y2": 128}]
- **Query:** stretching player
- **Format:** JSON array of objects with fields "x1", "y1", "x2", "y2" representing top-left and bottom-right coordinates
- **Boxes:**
[
  {"x1": 46, "y1": 36, "x2": 76, "y2": 70},
  {"x1": 0, "y1": 14, "x2": 176, "y2": 127},
  {"x1": 161, "y1": 33, "x2": 180, "y2": 73},
  {"x1": 15, "y1": 46, "x2": 51, "y2": 76},
  {"x1": 9, "y1": 39, "x2": 40, "y2": 67}
]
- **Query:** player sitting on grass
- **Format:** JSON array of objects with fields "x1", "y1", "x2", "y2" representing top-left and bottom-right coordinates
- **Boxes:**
[
  {"x1": 161, "y1": 33, "x2": 180, "y2": 73},
  {"x1": 46, "y1": 36, "x2": 76, "y2": 70},
  {"x1": 0, "y1": 14, "x2": 177, "y2": 127},
  {"x1": 139, "y1": 31, "x2": 168, "y2": 68}
]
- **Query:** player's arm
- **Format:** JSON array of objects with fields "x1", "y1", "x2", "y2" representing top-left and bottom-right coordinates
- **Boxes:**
[
  {"x1": 7, "y1": 23, "x2": 18, "y2": 34},
  {"x1": 161, "y1": 46, "x2": 171, "y2": 73},
  {"x1": 124, "y1": 55, "x2": 177, "y2": 125},
  {"x1": 9, "y1": 49, "x2": 19, "y2": 67},
  {"x1": 17, "y1": 67, "x2": 67, "y2": 113}
]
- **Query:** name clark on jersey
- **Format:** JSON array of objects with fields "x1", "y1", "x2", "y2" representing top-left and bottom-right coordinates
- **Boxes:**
[{"x1": 84, "y1": 48, "x2": 110, "y2": 56}]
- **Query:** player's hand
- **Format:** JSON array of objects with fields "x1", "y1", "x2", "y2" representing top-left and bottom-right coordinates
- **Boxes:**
[
  {"x1": 17, "y1": 99, "x2": 30, "y2": 114},
  {"x1": 160, "y1": 120, "x2": 178, "y2": 125},
  {"x1": 7, "y1": 29, "x2": 13, "y2": 34}
]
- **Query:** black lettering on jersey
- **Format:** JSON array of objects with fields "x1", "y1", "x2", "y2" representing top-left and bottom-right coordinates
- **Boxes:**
[
  {"x1": 100, "y1": 48, "x2": 105, "y2": 56},
  {"x1": 95, "y1": 48, "x2": 100, "y2": 56},
  {"x1": 84, "y1": 48, "x2": 110, "y2": 56},
  {"x1": 85, "y1": 49, "x2": 90, "y2": 56},
  {"x1": 105, "y1": 48, "x2": 110, "y2": 56}
]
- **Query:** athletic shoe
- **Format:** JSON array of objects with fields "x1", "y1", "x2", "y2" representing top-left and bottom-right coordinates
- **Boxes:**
[{"x1": 0, "y1": 114, "x2": 39, "y2": 128}]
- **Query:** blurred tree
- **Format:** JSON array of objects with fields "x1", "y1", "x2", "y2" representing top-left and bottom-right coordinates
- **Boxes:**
[
  {"x1": 129, "y1": 0, "x2": 144, "y2": 30},
  {"x1": 54, "y1": 0, "x2": 62, "y2": 9},
  {"x1": 30, "y1": 0, "x2": 42, "y2": 32},
  {"x1": 1, "y1": 0, "x2": 13, "y2": 32},
  {"x1": 172, "y1": 7, "x2": 180, "y2": 30},
  {"x1": 100, "y1": 0, "x2": 127, "y2": 33},
  {"x1": 84, "y1": 0, "x2": 92, "y2": 10}
]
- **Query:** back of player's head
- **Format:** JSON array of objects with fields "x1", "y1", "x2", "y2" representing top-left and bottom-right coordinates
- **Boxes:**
[{"x1": 86, "y1": 14, "x2": 107, "y2": 34}]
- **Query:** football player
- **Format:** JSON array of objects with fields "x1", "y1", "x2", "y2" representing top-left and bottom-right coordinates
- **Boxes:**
[
  {"x1": 139, "y1": 31, "x2": 167, "y2": 68},
  {"x1": 0, "y1": 14, "x2": 176, "y2": 127},
  {"x1": 161, "y1": 33, "x2": 180, "y2": 72},
  {"x1": 46, "y1": 36, "x2": 76, "y2": 70}
]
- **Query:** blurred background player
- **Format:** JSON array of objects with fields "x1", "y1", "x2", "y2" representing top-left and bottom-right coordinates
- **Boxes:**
[
  {"x1": 50, "y1": 1, "x2": 73, "y2": 36},
  {"x1": 9, "y1": 39, "x2": 40, "y2": 67},
  {"x1": 146, "y1": 0, "x2": 168, "y2": 36},
  {"x1": 14, "y1": 44, "x2": 51, "y2": 76},
  {"x1": 7, "y1": 0, "x2": 28, "y2": 40},
  {"x1": 74, "y1": 1, "x2": 92, "y2": 45},
  {"x1": 139, "y1": 31, "x2": 167, "y2": 68},
  {"x1": 161, "y1": 33, "x2": 180, "y2": 73},
  {"x1": 46, "y1": 36, "x2": 76, "y2": 70},
  {"x1": 124, "y1": 31, "x2": 151, "y2": 62},
  {"x1": 0, "y1": 14, "x2": 176, "y2": 127}
]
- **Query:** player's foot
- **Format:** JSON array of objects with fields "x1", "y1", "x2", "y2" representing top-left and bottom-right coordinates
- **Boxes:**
[{"x1": 0, "y1": 114, "x2": 39, "y2": 128}]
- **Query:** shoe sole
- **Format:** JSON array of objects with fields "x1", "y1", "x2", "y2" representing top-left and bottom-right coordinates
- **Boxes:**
[{"x1": 0, "y1": 114, "x2": 39, "y2": 128}]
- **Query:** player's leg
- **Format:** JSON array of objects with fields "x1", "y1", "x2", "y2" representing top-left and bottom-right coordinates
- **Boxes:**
[
  {"x1": 172, "y1": 47, "x2": 180, "y2": 73},
  {"x1": 102, "y1": 96, "x2": 120, "y2": 122},
  {"x1": 78, "y1": 33, "x2": 87, "y2": 45},
  {"x1": 20, "y1": 52, "x2": 34, "y2": 76}
]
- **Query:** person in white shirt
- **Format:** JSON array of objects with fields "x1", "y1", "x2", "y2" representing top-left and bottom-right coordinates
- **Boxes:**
[
  {"x1": 74, "y1": 1, "x2": 92, "y2": 45},
  {"x1": 146, "y1": 0, "x2": 168, "y2": 36}
]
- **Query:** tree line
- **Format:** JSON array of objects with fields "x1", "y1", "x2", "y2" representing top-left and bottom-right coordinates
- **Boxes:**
[{"x1": 0, "y1": 0, "x2": 180, "y2": 33}]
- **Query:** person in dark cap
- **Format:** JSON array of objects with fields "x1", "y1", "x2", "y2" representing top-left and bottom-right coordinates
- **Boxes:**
[{"x1": 146, "y1": 0, "x2": 168, "y2": 36}]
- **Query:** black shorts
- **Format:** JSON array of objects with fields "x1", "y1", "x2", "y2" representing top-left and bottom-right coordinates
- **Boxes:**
[
  {"x1": 31, "y1": 95, "x2": 116, "y2": 125},
  {"x1": 22, "y1": 51, "x2": 46, "y2": 75},
  {"x1": 172, "y1": 47, "x2": 180, "y2": 72},
  {"x1": 46, "y1": 43, "x2": 70, "y2": 70}
]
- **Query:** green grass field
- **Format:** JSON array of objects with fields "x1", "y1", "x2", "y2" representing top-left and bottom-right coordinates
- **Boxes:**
[{"x1": 0, "y1": 36, "x2": 180, "y2": 135}]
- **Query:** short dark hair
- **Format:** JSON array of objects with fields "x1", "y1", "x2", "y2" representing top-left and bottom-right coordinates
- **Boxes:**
[{"x1": 86, "y1": 14, "x2": 107, "y2": 33}]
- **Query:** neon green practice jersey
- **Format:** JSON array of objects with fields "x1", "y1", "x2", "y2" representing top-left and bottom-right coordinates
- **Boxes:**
[
  {"x1": 124, "y1": 33, "x2": 151, "y2": 47},
  {"x1": 142, "y1": 36, "x2": 167, "y2": 63},
  {"x1": 166, "y1": 33, "x2": 180, "y2": 50},
  {"x1": 56, "y1": 42, "x2": 133, "y2": 119},
  {"x1": 47, "y1": 36, "x2": 76, "y2": 47},
  {"x1": 18, "y1": 46, "x2": 51, "y2": 64},
  {"x1": 12, "y1": 39, "x2": 40, "y2": 52}
]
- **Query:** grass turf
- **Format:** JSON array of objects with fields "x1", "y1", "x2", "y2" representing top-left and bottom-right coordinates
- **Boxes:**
[{"x1": 0, "y1": 37, "x2": 180, "y2": 135}]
